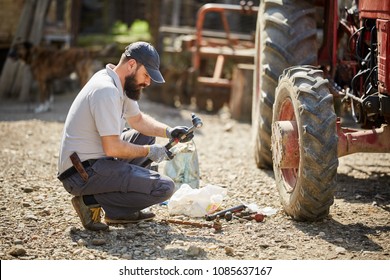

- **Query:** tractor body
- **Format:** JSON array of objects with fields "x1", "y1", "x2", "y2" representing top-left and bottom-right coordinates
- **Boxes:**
[{"x1": 252, "y1": 0, "x2": 390, "y2": 220}]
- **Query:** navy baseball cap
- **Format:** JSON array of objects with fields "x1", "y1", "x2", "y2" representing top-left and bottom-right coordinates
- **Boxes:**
[{"x1": 124, "y1": 42, "x2": 165, "y2": 83}]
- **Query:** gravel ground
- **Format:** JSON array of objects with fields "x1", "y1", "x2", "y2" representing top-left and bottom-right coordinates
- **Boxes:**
[{"x1": 0, "y1": 92, "x2": 390, "y2": 261}]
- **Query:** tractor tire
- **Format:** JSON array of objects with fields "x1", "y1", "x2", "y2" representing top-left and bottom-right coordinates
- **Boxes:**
[
  {"x1": 252, "y1": 0, "x2": 317, "y2": 169},
  {"x1": 272, "y1": 66, "x2": 338, "y2": 221}
]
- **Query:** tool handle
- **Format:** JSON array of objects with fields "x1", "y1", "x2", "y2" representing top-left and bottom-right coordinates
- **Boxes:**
[
  {"x1": 205, "y1": 204, "x2": 246, "y2": 221},
  {"x1": 70, "y1": 152, "x2": 89, "y2": 182},
  {"x1": 141, "y1": 124, "x2": 196, "y2": 168}
]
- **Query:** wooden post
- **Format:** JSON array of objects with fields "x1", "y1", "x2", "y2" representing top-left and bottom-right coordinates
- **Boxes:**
[
  {"x1": 229, "y1": 63, "x2": 254, "y2": 123},
  {"x1": 18, "y1": 0, "x2": 51, "y2": 102},
  {"x1": 0, "y1": 0, "x2": 37, "y2": 100},
  {"x1": 0, "y1": 0, "x2": 51, "y2": 102}
]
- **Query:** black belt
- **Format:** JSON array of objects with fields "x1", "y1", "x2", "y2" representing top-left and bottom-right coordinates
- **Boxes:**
[{"x1": 57, "y1": 159, "x2": 97, "y2": 181}]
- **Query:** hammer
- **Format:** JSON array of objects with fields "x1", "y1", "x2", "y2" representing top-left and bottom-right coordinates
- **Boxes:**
[
  {"x1": 142, "y1": 113, "x2": 203, "y2": 167},
  {"x1": 165, "y1": 113, "x2": 203, "y2": 150}
]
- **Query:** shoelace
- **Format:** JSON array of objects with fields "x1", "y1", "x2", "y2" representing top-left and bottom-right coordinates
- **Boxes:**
[{"x1": 90, "y1": 207, "x2": 103, "y2": 223}]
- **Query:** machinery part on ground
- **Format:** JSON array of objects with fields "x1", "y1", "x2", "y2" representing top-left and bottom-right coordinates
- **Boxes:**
[
  {"x1": 252, "y1": 0, "x2": 317, "y2": 169},
  {"x1": 272, "y1": 66, "x2": 338, "y2": 221},
  {"x1": 204, "y1": 204, "x2": 246, "y2": 221},
  {"x1": 162, "y1": 219, "x2": 222, "y2": 231}
]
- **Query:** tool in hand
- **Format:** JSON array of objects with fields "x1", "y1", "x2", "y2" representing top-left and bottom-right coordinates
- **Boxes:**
[{"x1": 142, "y1": 113, "x2": 203, "y2": 167}]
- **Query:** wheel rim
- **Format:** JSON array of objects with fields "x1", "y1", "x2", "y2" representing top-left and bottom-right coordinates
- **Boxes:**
[{"x1": 276, "y1": 97, "x2": 299, "y2": 192}]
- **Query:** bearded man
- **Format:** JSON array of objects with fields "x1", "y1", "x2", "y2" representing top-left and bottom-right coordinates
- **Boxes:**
[{"x1": 57, "y1": 42, "x2": 192, "y2": 231}]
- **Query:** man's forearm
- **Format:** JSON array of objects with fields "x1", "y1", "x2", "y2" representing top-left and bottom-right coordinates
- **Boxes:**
[
  {"x1": 128, "y1": 112, "x2": 170, "y2": 138},
  {"x1": 101, "y1": 135, "x2": 149, "y2": 159}
]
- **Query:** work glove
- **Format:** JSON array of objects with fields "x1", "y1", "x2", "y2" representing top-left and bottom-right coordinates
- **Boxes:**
[
  {"x1": 166, "y1": 126, "x2": 194, "y2": 143},
  {"x1": 146, "y1": 144, "x2": 173, "y2": 163}
]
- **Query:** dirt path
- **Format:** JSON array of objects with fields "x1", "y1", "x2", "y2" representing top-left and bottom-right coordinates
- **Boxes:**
[{"x1": 0, "y1": 92, "x2": 389, "y2": 260}]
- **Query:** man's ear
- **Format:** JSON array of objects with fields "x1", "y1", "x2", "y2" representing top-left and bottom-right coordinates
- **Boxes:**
[{"x1": 128, "y1": 58, "x2": 137, "y2": 69}]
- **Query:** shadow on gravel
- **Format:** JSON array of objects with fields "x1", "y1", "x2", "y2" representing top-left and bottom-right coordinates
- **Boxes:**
[
  {"x1": 290, "y1": 166, "x2": 390, "y2": 255},
  {"x1": 335, "y1": 168, "x2": 390, "y2": 212},
  {"x1": 293, "y1": 218, "x2": 390, "y2": 254},
  {"x1": 68, "y1": 221, "x2": 221, "y2": 260}
]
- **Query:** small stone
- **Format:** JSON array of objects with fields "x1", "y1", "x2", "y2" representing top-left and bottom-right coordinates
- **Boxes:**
[
  {"x1": 138, "y1": 223, "x2": 151, "y2": 229},
  {"x1": 39, "y1": 209, "x2": 51, "y2": 216},
  {"x1": 66, "y1": 226, "x2": 78, "y2": 234},
  {"x1": 318, "y1": 232, "x2": 326, "y2": 237},
  {"x1": 73, "y1": 249, "x2": 83, "y2": 255},
  {"x1": 13, "y1": 239, "x2": 23, "y2": 245},
  {"x1": 119, "y1": 247, "x2": 128, "y2": 254},
  {"x1": 187, "y1": 245, "x2": 202, "y2": 256},
  {"x1": 172, "y1": 240, "x2": 185, "y2": 245},
  {"x1": 92, "y1": 238, "x2": 106, "y2": 246},
  {"x1": 22, "y1": 187, "x2": 34, "y2": 193},
  {"x1": 335, "y1": 246, "x2": 346, "y2": 254},
  {"x1": 122, "y1": 253, "x2": 132, "y2": 259},
  {"x1": 8, "y1": 245, "x2": 27, "y2": 257},
  {"x1": 77, "y1": 239, "x2": 87, "y2": 246},
  {"x1": 225, "y1": 246, "x2": 234, "y2": 256},
  {"x1": 24, "y1": 214, "x2": 38, "y2": 221}
]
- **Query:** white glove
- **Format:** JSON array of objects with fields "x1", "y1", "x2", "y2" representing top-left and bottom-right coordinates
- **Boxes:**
[{"x1": 146, "y1": 144, "x2": 171, "y2": 163}]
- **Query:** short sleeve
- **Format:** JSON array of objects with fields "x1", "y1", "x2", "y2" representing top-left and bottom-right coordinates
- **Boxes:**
[
  {"x1": 89, "y1": 89, "x2": 122, "y2": 136},
  {"x1": 123, "y1": 97, "x2": 140, "y2": 118}
]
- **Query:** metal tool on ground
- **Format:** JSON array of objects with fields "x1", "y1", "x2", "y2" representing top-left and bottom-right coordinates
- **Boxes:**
[
  {"x1": 205, "y1": 204, "x2": 267, "y2": 223},
  {"x1": 142, "y1": 113, "x2": 203, "y2": 168},
  {"x1": 234, "y1": 213, "x2": 265, "y2": 223},
  {"x1": 162, "y1": 219, "x2": 222, "y2": 231},
  {"x1": 205, "y1": 204, "x2": 246, "y2": 221}
]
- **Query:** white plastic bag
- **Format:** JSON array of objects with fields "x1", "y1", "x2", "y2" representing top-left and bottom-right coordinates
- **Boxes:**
[
  {"x1": 168, "y1": 184, "x2": 228, "y2": 217},
  {"x1": 163, "y1": 141, "x2": 200, "y2": 190}
]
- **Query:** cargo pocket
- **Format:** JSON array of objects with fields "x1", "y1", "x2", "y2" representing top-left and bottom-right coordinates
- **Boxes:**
[
  {"x1": 91, "y1": 159, "x2": 156, "y2": 195},
  {"x1": 121, "y1": 165, "x2": 159, "y2": 195}
]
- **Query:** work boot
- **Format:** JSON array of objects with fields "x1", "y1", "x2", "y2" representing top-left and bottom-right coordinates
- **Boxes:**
[
  {"x1": 105, "y1": 211, "x2": 156, "y2": 225},
  {"x1": 71, "y1": 196, "x2": 109, "y2": 231}
]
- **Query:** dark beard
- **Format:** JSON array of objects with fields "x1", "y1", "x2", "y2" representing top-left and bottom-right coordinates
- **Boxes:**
[{"x1": 124, "y1": 75, "x2": 144, "y2": 100}]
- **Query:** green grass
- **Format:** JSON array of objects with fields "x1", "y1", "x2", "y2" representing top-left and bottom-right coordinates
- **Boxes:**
[{"x1": 77, "y1": 20, "x2": 151, "y2": 48}]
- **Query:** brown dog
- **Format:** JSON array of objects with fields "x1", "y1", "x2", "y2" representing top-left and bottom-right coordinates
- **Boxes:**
[{"x1": 9, "y1": 42, "x2": 95, "y2": 113}]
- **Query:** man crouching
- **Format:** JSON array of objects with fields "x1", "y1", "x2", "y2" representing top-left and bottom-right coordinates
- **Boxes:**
[{"x1": 57, "y1": 41, "x2": 192, "y2": 231}]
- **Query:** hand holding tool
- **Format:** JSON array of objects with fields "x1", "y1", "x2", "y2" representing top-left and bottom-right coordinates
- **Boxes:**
[
  {"x1": 146, "y1": 144, "x2": 173, "y2": 163},
  {"x1": 142, "y1": 113, "x2": 203, "y2": 167},
  {"x1": 167, "y1": 126, "x2": 194, "y2": 143}
]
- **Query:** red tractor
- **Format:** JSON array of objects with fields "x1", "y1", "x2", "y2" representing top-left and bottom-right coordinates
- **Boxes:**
[{"x1": 252, "y1": 0, "x2": 390, "y2": 221}]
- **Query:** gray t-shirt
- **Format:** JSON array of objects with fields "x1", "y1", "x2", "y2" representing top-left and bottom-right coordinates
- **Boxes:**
[{"x1": 58, "y1": 64, "x2": 140, "y2": 174}]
